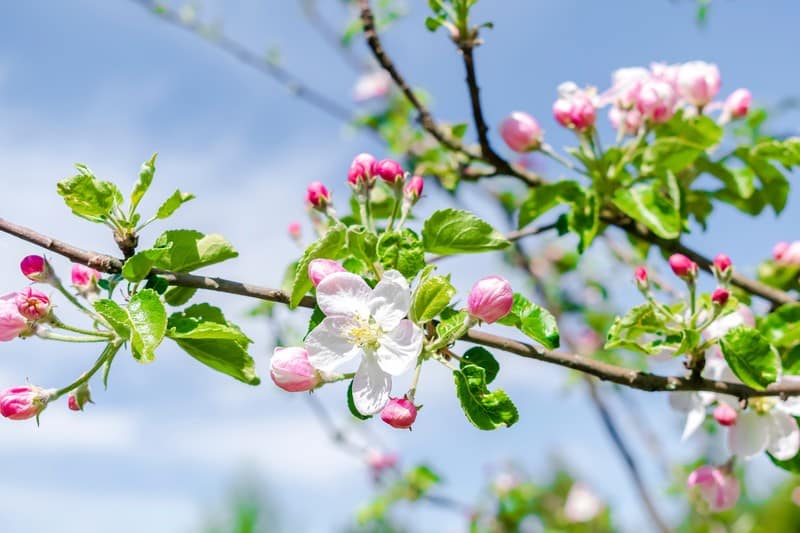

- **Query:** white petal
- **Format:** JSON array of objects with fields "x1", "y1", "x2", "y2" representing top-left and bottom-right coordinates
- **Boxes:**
[
  {"x1": 777, "y1": 377, "x2": 800, "y2": 416},
  {"x1": 767, "y1": 411, "x2": 800, "y2": 460},
  {"x1": 376, "y1": 319, "x2": 423, "y2": 376},
  {"x1": 304, "y1": 317, "x2": 360, "y2": 372},
  {"x1": 682, "y1": 406, "x2": 707, "y2": 441},
  {"x1": 368, "y1": 270, "x2": 411, "y2": 331},
  {"x1": 728, "y1": 410, "x2": 770, "y2": 459},
  {"x1": 352, "y1": 356, "x2": 391, "y2": 415},
  {"x1": 317, "y1": 272, "x2": 371, "y2": 318}
]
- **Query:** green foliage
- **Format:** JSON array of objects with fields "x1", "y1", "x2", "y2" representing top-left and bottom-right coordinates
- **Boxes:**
[
  {"x1": 93, "y1": 299, "x2": 132, "y2": 340},
  {"x1": 497, "y1": 293, "x2": 560, "y2": 349},
  {"x1": 347, "y1": 381, "x2": 372, "y2": 420},
  {"x1": 720, "y1": 325, "x2": 780, "y2": 390},
  {"x1": 435, "y1": 307, "x2": 468, "y2": 340},
  {"x1": 130, "y1": 153, "x2": 157, "y2": 215},
  {"x1": 409, "y1": 273, "x2": 455, "y2": 324},
  {"x1": 290, "y1": 224, "x2": 347, "y2": 308},
  {"x1": 605, "y1": 303, "x2": 675, "y2": 355},
  {"x1": 377, "y1": 229, "x2": 426, "y2": 278},
  {"x1": 460, "y1": 347, "x2": 499, "y2": 383},
  {"x1": 156, "y1": 189, "x2": 195, "y2": 219},
  {"x1": 422, "y1": 209, "x2": 509, "y2": 255},
  {"x1": 517, "y1": 180, "x2": 583, "y2": 229},
  {"x1": 152, "y1": 230, "x2": 238, "y2": 272},
  {"x1": 611, "y1": 174, "x2": 681, "y2": 240},
  {"x1": 127, "y1": 289, "x2": 167, "y2": 363},
  {"x1": 357, "y1": 465, "x2": 441, "y2": 526},
  {"x1": 453, "y1": 364, "x2": 518, "y2": 430},
  {"x1": 57, "y1": 165, "x2": 122, "y2": 221}
]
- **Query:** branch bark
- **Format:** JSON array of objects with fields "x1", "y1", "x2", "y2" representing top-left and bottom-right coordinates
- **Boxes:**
[{"x1": 2, "y1": 216, "x2": 798, "y2": 399}]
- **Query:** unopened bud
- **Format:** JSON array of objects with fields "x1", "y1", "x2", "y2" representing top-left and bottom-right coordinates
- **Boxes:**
[
  {"x1": 287, "y1": 221, "x2": 302, "y2": 241},
  {"x1": 713, "y1": 404, "x2": 737, "y2": 427},
  {"x1": 67, "y1": 382, "x2": 92, "y2": 411},
  {"x1": 467, "y1": 276, "x2": 514, "y2": 324},
  {"x1": 711, "y1": 288, "x2": 730, "y2": 307},
  {"x1": 308, "y1": 259, "x2": 346, "y2": 287},
  {"x1": 668, "y1": 254, "x2": 697, "y2": 280},
  {"x1": 269, "y1": 347, "x2": 320, "y2": 392},
  {"x1": 0, "y1": 385, "x2": 53, "y2": 420},
  {"x1": 380, "y1": 397, "x2": 418, "y2": 429},
  {"x1": 374, "y1": 159, "x2": 404, "y2": 185},
  {"x1": 404, "y1": 176, "x2": 424, "y2": 203},
  {"x1": 20, "y1": 255, "x2": 54, "y2": 284},
  {"x1": 634, "y1": 266, "x2": 648, "y2": 291},
  {"x1": 500, "y1": 112, "x2": 543, "y2": 152},
  {"x1": 306, "y1": 181, "x2": 332, "y2": 209},
  {"x1": 724, "y1": 88, "x2": 751, "y2": 119}
]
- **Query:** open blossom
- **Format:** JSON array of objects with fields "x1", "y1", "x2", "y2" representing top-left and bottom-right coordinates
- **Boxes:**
[
  {"x1": 0, "y1": 293, "x2": 28, "y2": 341},
  {"x1": 380, "y1": 397, "x2": 417, "y2": 429},
  {"x1": 774, "y1": 241, "x2": 800, "y2": 267},
  {"x1": 637, "y1": 78, "x2": 677, "y2": 123},
  {"x1": 0, "y1": 385, "x2": 53, "y2": 420},
  {"x1": 677, "y1": 61, "x2": 721, "y2": 107},
  {"x1": 608, "y1": 107, "x2": 643, "y2": 136},
  {"x1": 564, "y1": 482, "x2": 603, "y2": 523},
  {"x1": 724, "y1": 88, "x2": 751, "y2": 119},
  {"x1": 304, "y1": 270, "x2": 423, "y2": 415},
  {"x1": 467, "y1": 276, "x2": 513, "y2": 324},
  {"x1": 308, "y1": 259, "x2": 346, "y2": 287},
  {"x1": 687, "y1": 466, "x2": 740, "y2": 512},
  {"x1": 352, "y1": 70, "x2": 391, "y2": 102},
  {"x1": 15, "y1": 287, "x2": 51, "y2": 321},
  {"x1": 650, "y1": 62, "x2": 681, "y2": 89},
  {"x1": 553, "y1": 83, "x2": 596, "y2": 132},
  {"x1": 500, "y1": 112, "x2": 543, "y2": 152},
  {"x1": 669, "y1": 358, "x2": 728, "y2": 440},
  {"x1": 270, "y1": 347, "x2": 320, "y2": 392},
  {"x1": 606, "y1": 67, "x2": 649, "y2": 109}
]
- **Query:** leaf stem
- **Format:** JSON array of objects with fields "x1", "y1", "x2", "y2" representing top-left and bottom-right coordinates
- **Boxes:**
[
  {"x1": 50, "y1": 315, "x2": 112, "y2": 338},
  {"x1": 54, "y1": 341, "x2": 123, "y2": 399}
]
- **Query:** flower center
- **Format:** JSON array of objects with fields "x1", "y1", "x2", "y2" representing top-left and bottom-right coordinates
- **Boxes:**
[
  {"x1": 749, "y1": 397, "x2": 776, "y2": 415},
  {"x1": 347, "y1": 317, "x2": 382, "y2": 350}
]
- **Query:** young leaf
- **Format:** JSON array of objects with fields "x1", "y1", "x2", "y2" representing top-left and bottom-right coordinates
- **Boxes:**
[
  {"x1": 130, "y1": 153, "x2": 157, "y2": 214},
  {"x1": 453, "y1": 364, "x2": 518, "y2": 430},
  {"x1": 167, "y1": 303, "x2": 251, "y2": 346},
  {"x1": 410, "y1": 274, "x2": 456, "y2": 324},
  {"x1": 156, "y1": 189, "x2": 195, "y2": 219},
  {"x1": 152, "y1": 230, "x2": 238, "y2": 272},
  {"x1": 290, "y1": 224, "x2": 347, "y2": 308},
  {"x1": 377, "y1": 229, "x2": 426, "y2": 280},
  {"x1": 436, "y1": 307, "x2": 468, "y2": 341},
  {"x1": 720, "y1": 325, "x2": 781, "y2": 390},
  {"x1": 347, "y1": 381, "x2": 372, "y2": 420},
  {"x1": 461, "y1": 347, "x2": 499, "y2": 383},
  {"x1": 497, "y1": 294, "x2": 560, "y2": 349},
  {"x1": 605, "y1": 303, "x2": 671, "y2": 355},
  {"x1": 163, "y1": 286, "x2": 197, "y2": 307},
  {"x1": 57, "y1": 171, "x2": 122, "y2": 221},
  {"x1": 127, "y1": 289, "x2": 167, "y2": 362},
  {"x1": 121, "y1": 245, "x2": 172, "y2": 282},
  {"x1": 422, "y1": 208, "x2": 509, "y2": 255},
  {"x1": 93, "y1": 299, "x2": 131, "y2": 340},
  {"x1": 518, "y1": 181, "x2": 582, "y2": 229},
  {"x1": 611, "y1": 179, "x2": 681, "y2": 240}
]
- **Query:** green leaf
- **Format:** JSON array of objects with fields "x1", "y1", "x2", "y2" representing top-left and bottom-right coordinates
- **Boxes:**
[
  {"x1": 497, "y1": 294, "x2": 560, "y2": 349},
  {"x1": 410, "y1": 274, "x2": 455, "y2": 324},
  {"x1": 167, "y1": 304, "x2": 258, "y2": 385},
  {"x1": 152, "y1": 230, "x2": 238, "y2": 272},
  {"x1": 422, "y1": 208, "x2": 509, "y2": 255},
  {"x1": 290, "y1": 224, "x2": 347, "y2": 308},
  {"x1": 720, "y1": 325, "x2": 781, "y2": 390},
  {"x1": 377, "y1": 229, "x2": 426, "y2": 279},
  {"x1": 57, "y1": 170, "x2": 122, "y2": 221},
  {"x1": 93, "y1": 299, "x2": 131, "y2": 340},
  {"x1": 612, "y1": 178, "x2": 681, "y2": 239},
  {"x1": 460, "y1": 347, "x2": 499, "y2": 383},
  {"x1": 605, "y1": 303, "x2": 671, "y2": 355},
  {"x1": 436, "y1": 307, "x2": 467, "y2": 341},
  {"x1": 567, "y1": 188, "x2": 599, "y2": 252},
  {"x1": 127, "y1": 289, "x2": 167, "y2": 362},
  {"x1": 121, "y1": 246, "x2": 172, "y2": 282},
  {"x1": 758, "y1": 304, "x2": 800, "y2": 349},
  {"x1": 163, "y1": 286, "x2": 197, "y2": 306},
  {"x1": 347, "y1": 225, "x2": 378, "y2": 266},
  {"x1": 453, "y1": 364, "x2": 518, "y2": 430},
  {"x1": 130, "y1": 153, "x2": 157, "y2": 214},
  {"x1": 347, "y1": 381, "x2": 372, "y2": 420},
  {"x1": 769, "y1": 448, "x2": 800, "y2": 474},
  {"x1": 156, "y1": 189, "x2": 195, "y2": 219},
  {"x1": 517, "y1": 181, "x2": 582, "y2": 229}
]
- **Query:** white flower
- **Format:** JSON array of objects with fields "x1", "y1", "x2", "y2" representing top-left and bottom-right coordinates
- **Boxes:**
[
  {"x1": 564, "y1": 482, "x2": 603, "y2": 523},
  {"x1": 669, "y1": 358, "x2": 727, "y2": 441},
  {"x1": 304, "y1": 270, "x2": 423, "y2": 415}
]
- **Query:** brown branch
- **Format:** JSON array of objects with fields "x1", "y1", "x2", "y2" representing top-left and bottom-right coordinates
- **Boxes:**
[{"x1": 2, "y1": 216, "x2": 799, "y2": 399}]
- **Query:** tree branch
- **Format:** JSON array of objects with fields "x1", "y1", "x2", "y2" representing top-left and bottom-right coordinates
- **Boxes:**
[{"x1": 2, "y1": 216, "x2": 798, "y2": 399}]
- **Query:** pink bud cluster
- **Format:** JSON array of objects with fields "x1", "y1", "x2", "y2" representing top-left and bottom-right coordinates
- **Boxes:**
[
  {"x1": 774, "y1": 241, "x2": 800, "y2": 267},
  {"x1": 687, "y1": 465, "x2": 740, "y2": 512},
  {"x1": 467, "y1": 276, "x2": 514, "y2": 324},
  {"x1": 553, "y1": 82, "x2": 597, "y2": 133}
]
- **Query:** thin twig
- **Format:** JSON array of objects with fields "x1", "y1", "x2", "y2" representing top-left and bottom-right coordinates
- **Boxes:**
[{"x1": 2, "y1": 216, "x2": 798, "y2": 399}]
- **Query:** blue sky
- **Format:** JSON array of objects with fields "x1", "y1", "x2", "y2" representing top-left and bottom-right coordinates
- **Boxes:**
[{"x1": 0, "y1": 1, "x2": 799, "y2": 532}]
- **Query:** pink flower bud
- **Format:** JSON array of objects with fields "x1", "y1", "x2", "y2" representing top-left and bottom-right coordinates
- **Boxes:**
[
  {"x1": 650, "y1": 62, "x2": 680, "y2": 88},
  {"x1": 308, "y1": 259, "x2": 346, "y2": 287},
  {"x1": 380, "y1": 397, "x2": 417, "y2": 429},
  {"x1": 711, "y1": 288, "x2": 730, "y2": 307},
  {"x1": 467, "y1": 276, "x2": 514, "y2": 324},
  {"x1": 20, "y1": 255, "x2": 53, "y2": 283},
  {"x1": 287, "y1": 221, "x2": 302, "y2": 240},
  {"x1": 306, "y1": 181, "x2": 331, "y2": 209},
  {"x1": 608, "y1": 107, "x2": 643, "y2": 136},
  {"x1": 608, "y1": 67, "x2": 649, "y2": 109},
  {"x1": 713, "y1": 404, "x2": 737, "y2": 427},
  {"x1": 352, "y1": 71, "x2": 391, "y2": 102},
  {"x1": 687, "y1": 465, "x2": 740, "y2": 512},
  {"x1": 269, "y1": 347, "x2": 319, "y2": 392},
  {"x1": 15, "y1": 287, "x2": 51, "y2": 321},
  {"x1": 365, "y1": 449, "x2": 398, "y2": 475},
  {"x1": 677, "y1": 61, "x2": 721, "y2": 107},
  {"x1": 668, "y1": 254, "x2": 697, "y2": 279},
  {"x1": 71, "y1": 263, "x2": 101, "y2": 290},
  {"x1": 375, "y1": 159, "x2": 404, "y2": 184},
  {"x1": 724, "y1": 88, "x2": 751, "y2": 119},
  {"x1": 67, "y1": 395, "x2": 80, "y2": 411},
  {"x1": 774, "y1": 241, "x2": 790, "y2": 261},
  {"x1": 553, "y1": 87, "x2": 596, "y2": 132},
  {"x1": 0, "y1": 293, "x2": 28, "y2": 342},
  {"x1": 0, "y1": 385, "x2": 52, "y2": 420},
  {"x1": 713, "y1": 254, "x2": 732, "y2": 273},
  {"x1": 404, "y1": 176, "x2": 424, "y2": 202},
  {"x1": 775, "y1": 241, "x2": 800, "y2": 267},
  {"x1": 348, "y1": 153, "x2": 378, "y2": 187},
  {"x1": 500, "y1": 112, "x2": 543, "y2": 152},
  {"x1": 67, "y1": 382, "x2": 92, "y2": 411},
  {"x1": 634, "y1": 266, "x2": 649, "y2": 290},
  {"x1": 637, "y1": 79, "x2": 677, "y2": 123}
]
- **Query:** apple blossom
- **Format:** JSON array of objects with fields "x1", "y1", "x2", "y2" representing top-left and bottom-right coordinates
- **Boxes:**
[
  {"x1": 15, "y1": 287, "x2": 51, "y2": 321},
  {"x1": 650, "y1": 62, "x2": 680, "y2": 88},
  {"x1": 724, "y1": 88, "x2": 752, "y2": 119},
  {"x1": 727, "y1": 393, "x2": 800, "y2": 460},
  {"x1": 306, "y1": 181, "x2": 331, "y2": 209},
  {"x1": 499, "y1": 112, "x2": 543, "y2": 152},
  {"x1": 304, "y1": 270, "x2": 423, "y2": 415},
  {"x1": 564, "y1": 482, "x2": 603, "y2": 523},
  {"x1": 714, "y1": 404, "x2": 737, "y2": 427},
  {"x1": 0, "y1": 293, "x2": 28, "y2": 342},
  {"x1": 713, "y1": 254, "x2": 732, "y2": 273},
  {"x1": 308, "y1": 259, "x2": 347, "y2": 288},
  {"x1": 0, "y1": 385, "x2": 53, "y2": 420},
  {"x1": 687, "y1": 466, "x2": 740, "y2": 512},
  {"x1": 774, "y1": 241, "x2": 800, "y2": 267},
  {"x1": 608, "y1": 107, "x2": 643, "y2": 136},
  {"x1": 20, "y1": 255, "x2": 53, "y2": 283},
  {"x1": 404, "y1": 176, "x2": 424, "y2": 202},
  {"x1": 607, "y1": 67, "x2": 649, "y2": 109},
  {"x1": 71, "y1": 263, "x2": 101, "y2": 292},
  {"x1": 365, "y1": 449, "x2": 398, "y2": 478},
  {"x1": 467, "y1": 276, "x2": 514, "y2": 324},
  {"x1": 374, "y1": 159, "x2": 404, "y2": 185},
  {"x1": 348, "y1": 153, "x2": 378, "y2": 187},
  {"x1": 352, "y1": 70, "x2": 391, "y2": 102},
  {"x1": 677, "y1": 61, "x2": 721, "y2": 107},
  {"x1": 636, "y1": 78, "x2": 677, "y2": 123},
  {"x1": 553, "y1": 83, "x2": 596, "y2": 132},
  {"x1": 287, "y1": 221, "x2": 302, "y2": 240},
  {"x1": 711, "y1": 288, "x2": 729, "y2": 307},
  {"x1": 670, "y1": 358, "x2": 728, "y2": 440},
  {"x1": 67, "y1": 382, "x2": 92, "y2": 412},
  {"x1": 668, "y1": 253, "x2": 697, "y2": 279},
  {"x1": 634, "y1": 266, "x2": 648, "y2": 291},
  {"x1": 269, "y1": 346, "x2": 320, "y2": 392},
  {"x1": 380, "y1": 397, "x2": 417, "y2": 429}
]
